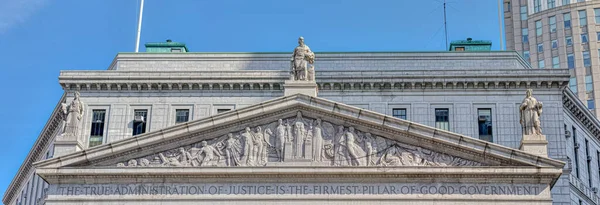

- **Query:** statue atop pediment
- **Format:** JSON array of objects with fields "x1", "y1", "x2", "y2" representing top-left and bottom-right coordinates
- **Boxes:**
[{"x1": 291, "y1": 37, "x2": 315, "y2": 81}]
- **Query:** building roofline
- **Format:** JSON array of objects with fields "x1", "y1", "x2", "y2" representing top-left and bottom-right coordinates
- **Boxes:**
[
  {"x1": 107, "y1": 50, "x2": 531, "y2": 70},
  {"x1": 562, "y1": 88, "x2": 600, "y2": 140},
  {"x1": 116, "y1": 50, "x2": 519, "y2": 55}
]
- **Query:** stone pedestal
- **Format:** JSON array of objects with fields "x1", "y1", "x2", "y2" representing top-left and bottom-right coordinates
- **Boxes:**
[
  {"x1": 519, "y1": 134, "x2": 548, "y2": 157},
  {"x1": 53, "y1": 130, "x2": 84, "y2": 157},
  {"x1": 53, "y1": 140, "x2": 83, "y2": 158},
  {"x1": 283, "y1": 80, "x2": 318, "y2": 97}
]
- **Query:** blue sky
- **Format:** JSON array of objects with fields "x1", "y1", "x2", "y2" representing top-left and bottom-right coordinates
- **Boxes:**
[{"x1": 0, "y1": 0, "x2": 502, "y2": 196}]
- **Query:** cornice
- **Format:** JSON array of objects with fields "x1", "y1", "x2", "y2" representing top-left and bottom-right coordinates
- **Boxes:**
[
  {"x1": 37, "y1": 166, "x2": 561, "y2": 185},
  {"x1": 58, "y1": 69, "x2": 569, "y2": 92},
  {"x1": 2, "y1": 94, "x2": 66, "y2": 205},
  {"x1": 562, "y1": 89, "x2": 600, "y2": 139}
]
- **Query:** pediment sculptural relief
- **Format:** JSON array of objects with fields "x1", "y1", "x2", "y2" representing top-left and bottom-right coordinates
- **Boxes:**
[{"x1": 116, "y1": 111, "x2": 482, "y2": 167}]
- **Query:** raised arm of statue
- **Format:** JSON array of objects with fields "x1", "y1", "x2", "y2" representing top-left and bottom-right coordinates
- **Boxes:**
[
  {"x1": 264, "y1": 128, "x2": 273, "y2": 147},
  {"x1": 61, "y1": 103, "x2": 68, "y2": 115}
]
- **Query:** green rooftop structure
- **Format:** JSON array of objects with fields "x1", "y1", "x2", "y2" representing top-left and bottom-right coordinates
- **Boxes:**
[
  {"x1": 449, "y1": 38, "x2": 492, "y2": 51},
  {"x1": 144, "y1": 39, "x2": 189, "y2": 53}
]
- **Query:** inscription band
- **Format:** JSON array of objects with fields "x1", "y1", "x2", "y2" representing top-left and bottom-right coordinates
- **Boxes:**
[{"x1": 52, "y1": 183, "x2": 543, "y2": 196}]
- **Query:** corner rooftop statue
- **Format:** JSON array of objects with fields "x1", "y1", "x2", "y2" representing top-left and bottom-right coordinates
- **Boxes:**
[{"x1": 519, "y1": 89, "x2": 548, "y2": 157}]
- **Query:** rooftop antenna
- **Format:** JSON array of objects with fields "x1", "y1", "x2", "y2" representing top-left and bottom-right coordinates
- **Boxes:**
[
  {"x1": 497, "y1": 0, "x2": 504, "y2": 50},
  {"x1": 135, "y1": 0, "x2": 145, "y2": 52},
  {"x1": 443, "y1": 0, "x2": 448, "y2": 50}
]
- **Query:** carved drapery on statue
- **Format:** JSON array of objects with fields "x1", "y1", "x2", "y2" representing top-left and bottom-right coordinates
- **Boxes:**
[
  {"x1": 291, "y1": 36, "x2": 315, "y2": 81},
  {"x1": 116, "y1": 111, "x2": 482, "y2": 167},
  {"x1": 519, "y1": 89, "x2": 543, "y2": 135},
  {"x1": 60, "y1": 91, "x2": 84, "y2": 138}
]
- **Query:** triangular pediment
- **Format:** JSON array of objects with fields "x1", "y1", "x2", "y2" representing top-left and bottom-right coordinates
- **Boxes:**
[{"x1": 34, "y1": 94, "x2": 565, "y2": 170}]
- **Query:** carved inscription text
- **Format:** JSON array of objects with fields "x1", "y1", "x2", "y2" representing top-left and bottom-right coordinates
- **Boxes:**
[{"x1": 52, "y1": 183, "x2": 543, "y2": 196}]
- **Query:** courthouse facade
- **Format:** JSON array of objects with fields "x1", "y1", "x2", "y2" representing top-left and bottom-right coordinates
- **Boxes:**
[{"x1": 3, "y1": 39, "x2": 600, "y2": 205}]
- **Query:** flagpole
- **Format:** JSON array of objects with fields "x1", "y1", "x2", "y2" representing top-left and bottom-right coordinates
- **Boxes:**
[
  {"x1": 498, "y1": 0, "x2": 504, "y2": 50},
  {"x1": 135, "y1": 0, "x2": 145, "y2": 52}
]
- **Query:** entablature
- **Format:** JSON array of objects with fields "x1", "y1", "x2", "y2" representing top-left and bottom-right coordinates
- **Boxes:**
[
  {"x1": 563, "y1": 89, "x2": 600, "y2": 138},
  {"x1": 37, "y1": 166, "x2": 561, "y2": 185},
  {"x1": 58, "y1": 69, "x2": 569, "y2": 92}
]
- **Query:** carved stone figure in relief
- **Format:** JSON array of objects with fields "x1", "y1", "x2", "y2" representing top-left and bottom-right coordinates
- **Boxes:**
[
  {"x1": 432, "y1": 153, "x2": 460, "y2": 166},
  {"x1": 379, "y1": 146, "x2": 403, "y2": 166},
  {"x1": 333, "y1": 126, "x2": 348, "y2": 166},
  {"x1": 240, "y1": 127, "x2": 255, "y2": 166},
  {"x1": 306, "y1": 123, "x2": 313, "y2": 142},
  {"x1": 127, "y1": 159, "x2": 137, "y2": 167},
  {"x1": 345, "y1": 127, "x2": 366, "y2": 166},
  {"x1": 115, "y1": 115, "x2": 484, "y2": 168},
  {"x1": 177, "y1": 147, "x2": 190, "y2": 166},
  {"x1": 275, "y1": 119, "x2": 287, "y2": 161},
  {"x1": 253, "y1": 127, "x2": 273, "y2": 166},
  {"x1": 224, "y1": 133, "x2": 242, "y2": 166},
  {"x1": 312, "y1": 119, "x2": 324, "y2": 162},
  {"x1": 286, "y1": 120, "x2": 293, "y2": 142},
  {"x1": 401, "y1": 146, "x2": 425, "y2": 166},
  {"x1": 379, "y1": 145, "x2": 424, "y2": 166},
  {"x1": 158, "y1": 152, "x2": 182, "y2": 166},
  {"x1": 376, "y1": 143, "x2": 481, "y2": 167},
  {"x1": 519, "y1": 89, "x2": 543, "y2": 135},
  {"x1": 139, "y1": 158, "x2": 150, "y2": 167},
  {"x1": 293, "y1": 112, "x2": 307, "y2": 158},
  {"x1": 290, "y1": 36, "x2": 315, "y2": 81},
  {"x1": 197, "y1": 141, "x2": 221, "y2": 166},
  {"x1": 363, "y1": 133, "x2": 375, "y2": 166},
  {"x1": 253, "y1": 127, "x2": 265, "y2": 165},
  {"x1": 187, "y1": 144, "x2": 201, "y2": 166},
  {"x1": 60, "y1": 91, "x2": 84, "y2": 137}
]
